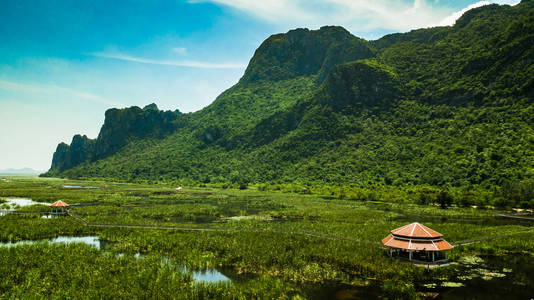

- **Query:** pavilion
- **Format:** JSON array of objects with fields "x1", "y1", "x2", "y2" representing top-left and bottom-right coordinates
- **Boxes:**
[
  {"x1": 382, "y1": 222, "x2": 453, "y2": 264},
  {"x1": 50, "y1": 200, "x2": 69, "y2": 216}
]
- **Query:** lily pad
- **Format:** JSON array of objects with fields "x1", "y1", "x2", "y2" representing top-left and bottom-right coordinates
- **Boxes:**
[
  {"x1": 442, "y1": 282, "x2": 465, "y2": 288},
  {"x1": 458, "y1": 256, "x2": 484, "y2": 266},
  {"x1": 502, "y1": 268, "x2": 513, "y2": 273}
]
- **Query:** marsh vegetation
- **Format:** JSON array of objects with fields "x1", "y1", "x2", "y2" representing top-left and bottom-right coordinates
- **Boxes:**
[{"x1": 0, "y1": 177, "x2": 533, "y2": 299}]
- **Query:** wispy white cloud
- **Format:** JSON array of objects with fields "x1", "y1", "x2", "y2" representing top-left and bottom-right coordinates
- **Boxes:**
[
  {"x1": 439, "y1": 1, "x2": 489, "y2": 26},
  {"x1": 438, "y1": 0, "x2": 519, "y2": 26},
  {"x1": 91, "y1": 52, "x2": 247, "y2": 69},
  {"x1": 0, "y1": 79, "x2": 122, "y2": 106},
  {"x1": 192, "y1": 0, "x2": 522, "y2": 37},
  {"x1": 173, "y1": 47, "x2": 188, "y2": 55},
  {"x1": 191, "y1": 0, "x2": 312, "y2": 22},
  {"x1": 191, "y1": 0, "x2": 448, "y2": 33},
  {"x1": 493, "y1": 0, "x2": 521, "y2": 4}
]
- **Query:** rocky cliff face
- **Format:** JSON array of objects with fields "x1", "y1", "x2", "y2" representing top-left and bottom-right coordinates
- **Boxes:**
[
  {"x1": 240, "y1": 26, "x2": 374, "y2": 83},
  {"x1": 94, "y1": 104, "x2": 181, "y2": 159},
  {"x1": 46, "y1": 104, "x2": 181, "y2": 174},
  {"x1": 51, "y1": 135, "x2": 95, "y2": 171}
]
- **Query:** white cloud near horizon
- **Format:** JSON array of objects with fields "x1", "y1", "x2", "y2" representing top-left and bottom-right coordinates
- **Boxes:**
[
  {"x1": 194, "y1": 0, "x2": 444, "y2": 33},
  {"x1": 91, "y1": 52, "x2": 247, "y2": 69},
  {"x1": 439, "y1": 0, "x2": 520, "y2": 26},
  {"x1": 192, "y1": 0, "x2": 521, "y2": 37},
  {"x1": 439, "y1": 1, "x2": 491, "y2": 26},
  {"x1": 0, "y1": 79, "x2": 122, "y2": 107}
]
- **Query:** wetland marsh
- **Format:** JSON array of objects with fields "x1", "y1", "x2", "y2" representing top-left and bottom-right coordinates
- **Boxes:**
[{"x1": 0, "y1": 177, "x2": 533, "y2": 299}]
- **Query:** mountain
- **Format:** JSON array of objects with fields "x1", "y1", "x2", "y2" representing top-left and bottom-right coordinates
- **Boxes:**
[
  {"x1": 48, "y1": 104, "x2": 182, "y2": 172},
  {"x1": 240, "y1": 26, "x2": 374, "y2": 84},
  {"x1": 43, "y1": 1, "x2": 534, "y2": 195}
]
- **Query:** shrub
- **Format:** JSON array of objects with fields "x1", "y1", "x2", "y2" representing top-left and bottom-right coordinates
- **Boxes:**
[
  {"x1": 492, "y1": 197, "x2": 508, "y2": 209},
  {"x1": 381, "y1": 280, "x2": 416, "y2": 300},
  {"x1": 519, "y1": 201, "x2": 530, "y2": 209},
  {"x1": 458, "y1": 195, "x2": 475, "y2": 208},
  {"x1": 416, "y1": 192, "x2": 432, "y2": 205}
]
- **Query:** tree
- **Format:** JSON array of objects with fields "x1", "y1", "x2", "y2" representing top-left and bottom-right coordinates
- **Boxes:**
[{"x1": 437, "y1": 190, "x2": 453, "y2": 209}]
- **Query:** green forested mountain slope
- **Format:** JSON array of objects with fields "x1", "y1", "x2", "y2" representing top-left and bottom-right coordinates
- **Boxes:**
[
  {"x1": 377, "y1": 3, "x2": 534, "y2": 104},
  {"x1": 44, "y1": 1, "x2": 534, "y2": 195}
]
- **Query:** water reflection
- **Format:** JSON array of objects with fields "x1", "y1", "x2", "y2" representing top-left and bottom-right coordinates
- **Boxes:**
[
  {"x1": 432, "y1": 254, "x2": 534, "y2": 299},
  {"x1": 185, "y1": 267, "x2": 231, "y2": 283},
  {"x1": 0, "y1": 236, "x2": 101, "y2": 248},
  {"x1": 51, "y1": 236, "x2": 101, "y2": 248},
  {"x1": 62, "y1": 185, "x2": 100, "y2": 189},
  {"x1": 3, "y1": 198, "x2": 50, "y2": 209},
  {"x1": 148, "y1": 254, "x2": 231, "y2": 283}
]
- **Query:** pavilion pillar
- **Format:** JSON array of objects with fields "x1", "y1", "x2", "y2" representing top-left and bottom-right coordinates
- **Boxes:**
[
  {"x1": 432, "y1": 251, "x2": 435, "y2": 262},
  {"x1": 409, "y1": 251, "x2": 412, "y2": 261}
]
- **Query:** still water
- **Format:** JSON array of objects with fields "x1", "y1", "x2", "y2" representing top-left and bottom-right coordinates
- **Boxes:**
[
  {"x1": 0, "y1": 231, "x2": 531, "y2": 296},
  {"x1": 0, "y1": 236, "x2": 101, "y2": 248},
  {"x1": 2, "y1": 198, "x2": 50, "y2": 209},
  {"x1": 0, "y1": 235, "x2": 230, "y2": 284}
]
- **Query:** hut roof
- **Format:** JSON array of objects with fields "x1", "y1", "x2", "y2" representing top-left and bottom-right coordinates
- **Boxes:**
[
  {"x1": 382, "y1": 222, "x2": 453, "y2": 251},
  {"x1": 382, "y1": 234, "x2": 453, "y2": 251},
  {"x1": 50, "y1": 200, "x2": 69, "y2": 207},
  {"x1": 391, "y1": 222, "x2": 442, "y2": 238}
]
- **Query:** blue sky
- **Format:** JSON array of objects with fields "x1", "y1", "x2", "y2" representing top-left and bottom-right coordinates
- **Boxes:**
[{"x1": 0, "y1": 0, "x2": 520, "y2": 170}]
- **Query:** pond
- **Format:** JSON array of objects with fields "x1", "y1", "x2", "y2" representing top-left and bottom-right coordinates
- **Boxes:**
[
  {"x1": 418, "y1": 254, "x2": 534, "y2": 299},
  {"x1": 2, "y1": 234, "x2": 531, "y2": 297},
  {"x1": 0, "y1": 235, "x2": 231, "y2": 284},
  {"x1": 303, "y1": 281, "x2": 382, "y2": 300},
  {"x1": 0, "y1": 236, "x2": 101, "y2": 248},
  {"x1": 305, "y1": 253, "x2": 534, "y2": 299},
  {"x1": 62, "y1": 185, "x2": 100, "y2": 189},
  {"x1": 181, "y1": 266, "x2": 231, "y2": 283},
  {"x1": 152, "y1": 255, "x2": 231, "y2": 283},
  {"x1": 2, "y1": 198, "x2": 50, "y2": 210},
  {"x1": 1, "y1": 198, "x2": 51, "y2": 214}
]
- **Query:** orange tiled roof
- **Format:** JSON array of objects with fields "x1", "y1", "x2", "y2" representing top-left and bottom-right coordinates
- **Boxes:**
[
  {"x1": 382, "y1": 222, "x2": 453, "y2": 251},
  {"x1": 382, "y1": 234, "x2": 453, "y2": 251},
  {"x1": 50, "y1": 200, "x2": 69, "y2": 207},
  {"x1": 391, "y1": 222, "x2": 442, "y2": 238}
]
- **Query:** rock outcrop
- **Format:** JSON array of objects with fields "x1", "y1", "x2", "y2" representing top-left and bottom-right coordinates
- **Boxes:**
[
  {"x1": 45, "y1": 104, "x2": 181, "y2": 174},
  {"x1": 51, "y1": 135, "x2": 95, "y2": 171},
  {"x1": 240, "y1": 26, "x2": 374, "y2": 83}
]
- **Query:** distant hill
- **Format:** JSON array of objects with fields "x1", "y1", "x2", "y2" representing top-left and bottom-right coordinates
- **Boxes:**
[
  {"x1": 0, "y1": 168, "x2": 44, "y2": 175},
  {"x1": 43, "y1": 1, "x2": 534, "y2": 196}
]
